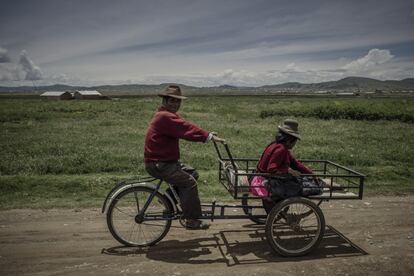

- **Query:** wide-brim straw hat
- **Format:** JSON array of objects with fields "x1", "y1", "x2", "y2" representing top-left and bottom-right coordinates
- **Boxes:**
[
  {"x1": 278, "y1": 119, "x2": 301, "y2": 140},
  {"x1": 158, "y1": 85, "x2": 187, "y2": 100}
]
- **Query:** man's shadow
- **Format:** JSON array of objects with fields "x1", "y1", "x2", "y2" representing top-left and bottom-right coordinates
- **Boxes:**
[{"x1": 102, "y1": 224, "x2": 368, "y2": 266}]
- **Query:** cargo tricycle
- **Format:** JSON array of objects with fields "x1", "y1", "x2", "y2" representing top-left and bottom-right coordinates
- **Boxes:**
[{"x1": 102, "y1": 141, "x2": 365, "y2": 256}]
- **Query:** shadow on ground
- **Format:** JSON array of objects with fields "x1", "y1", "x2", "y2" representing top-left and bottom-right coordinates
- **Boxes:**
[{"x1": 102, "y1": 225, "x2": 368, "y2": 266}]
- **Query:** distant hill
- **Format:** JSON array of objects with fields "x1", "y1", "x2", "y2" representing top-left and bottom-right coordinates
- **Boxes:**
[
  {"x1": 400, "y1": 78, "x2": 414, "y2": 85},
  {"x1": 0, "y1": 76, "x2": 413, "y2": 95},
  {"x1": 261, "y1": 77, "x2": 414, "y2": 91}
]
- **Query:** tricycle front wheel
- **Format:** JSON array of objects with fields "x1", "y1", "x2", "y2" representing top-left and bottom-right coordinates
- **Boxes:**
[
  {"x1": 107, "y1": 186, "x2": 173, "y2": 247},
  {"x1": 265, "y1": 197, "x2": 325, "y2": 257}
]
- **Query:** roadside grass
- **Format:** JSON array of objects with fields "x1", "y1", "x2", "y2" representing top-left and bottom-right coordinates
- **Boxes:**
[
  {"x1": 260, "y1": 98, "x2": 414, "y2": 122},
  {"x1": 0, "y1": 96, "x2": 413, "y2": 209}
]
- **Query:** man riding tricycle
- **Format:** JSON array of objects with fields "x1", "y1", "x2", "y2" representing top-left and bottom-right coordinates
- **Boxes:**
[{"x1": 102, "y1": 85, "x2": 365, "y2": 256}]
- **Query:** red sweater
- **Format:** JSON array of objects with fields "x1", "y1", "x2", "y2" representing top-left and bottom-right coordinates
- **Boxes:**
[
  {"x1": 144, "y1": 107, "x2": 209, "y2": 162},
  {"x1": 256, "y1": 143, "x2": 313, "y2": 175}
]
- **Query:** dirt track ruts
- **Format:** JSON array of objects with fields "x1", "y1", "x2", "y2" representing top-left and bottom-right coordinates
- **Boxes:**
[{"x1": 0, "y1": 196, "x2": 413, "y2": 276}]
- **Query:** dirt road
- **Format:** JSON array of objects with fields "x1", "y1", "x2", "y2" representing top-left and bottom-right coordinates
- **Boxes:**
[{"x1": 0, "y1": 196, "x2": 413, "y2": 276}]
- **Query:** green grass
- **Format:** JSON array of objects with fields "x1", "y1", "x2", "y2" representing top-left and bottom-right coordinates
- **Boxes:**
[
  {"x1": 260, "y1": 98, "x2": 414, "y2": 122},
  {"x1": 0, "y1": 96, "x2": 413, "y2": 209}
]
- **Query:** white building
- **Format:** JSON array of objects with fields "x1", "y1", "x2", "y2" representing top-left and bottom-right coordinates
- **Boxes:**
[
  {"x1": 74, "y1": 90, "x2": 103, "y2": 100},
  {"x1": 40, "y1": 91, "x2": 73, "y2": 100}
]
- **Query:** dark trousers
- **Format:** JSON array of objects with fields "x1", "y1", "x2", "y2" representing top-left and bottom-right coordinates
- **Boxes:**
[
  {"x1": 145, "y1": 161, "x2": 202, "y2": 220},
  {"x1": 262, "y1": 197, "x2": 283, "y2": 214}
]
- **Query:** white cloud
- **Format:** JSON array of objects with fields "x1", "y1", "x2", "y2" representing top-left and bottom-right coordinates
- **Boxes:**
[
  {"x1": 343, "y1": 48, "x2": 394, "y2": 72},
  {"x1": 0, "y1": 47, "x2": 11, "y2": 63},
  {"x1": 18, "y1": 50, "x2": 43, "y2": 80},
  {"x1": 0, "y1": 46, "x2": 411, "y2": 87},
  {"x1": 142, "y1": 63, "x2": 346, "y2": 87},
  {"x1": 0, "y1": 63, "x2": 24, "y2": 81},
  {"x1": 282, "y1": 63, "x2": 301, "y2": 73},
  {"x1": 141, "y1": 51, "x2": 414, "y2": 86},
  {"x1": 0, "y1": 49, "x2": 43, "y2": 82}
]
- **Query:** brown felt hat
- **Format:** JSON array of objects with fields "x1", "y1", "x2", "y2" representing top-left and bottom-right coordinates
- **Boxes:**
[
  {"x1": 157, "y1": 85, "x2": 187, "y2": 100},
  {"x1": 278, "y1": 119, "x2": 301, "y2": 140}
]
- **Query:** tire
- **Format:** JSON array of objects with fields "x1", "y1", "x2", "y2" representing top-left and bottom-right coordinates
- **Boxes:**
[
  {"x1": 241, "y1": 193, "x2": 267, "y2": 225},
  {"x1": 107, "y1": 186, "x2": 173, "y2": 247},
  {"x1": 265, "y1": 197, "x2": 325, "y2": 257}
]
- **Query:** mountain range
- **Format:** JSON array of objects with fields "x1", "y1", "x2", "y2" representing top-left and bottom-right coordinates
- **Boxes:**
[{"x1": 0, "y1": 76, "x2": 413, "y2": 95}]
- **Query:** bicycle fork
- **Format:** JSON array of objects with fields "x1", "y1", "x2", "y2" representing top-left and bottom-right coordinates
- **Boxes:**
[{"x1": 134, "y1": 179, "x2": 164, "y2": 223}]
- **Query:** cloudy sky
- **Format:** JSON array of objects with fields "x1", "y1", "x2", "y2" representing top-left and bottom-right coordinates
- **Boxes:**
[{"x1": 1, "y1": 0, "x2": 414, "y2": 87}]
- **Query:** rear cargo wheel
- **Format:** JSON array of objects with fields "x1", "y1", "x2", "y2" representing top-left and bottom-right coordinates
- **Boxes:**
[{"x1": 265, "y1": 197, "x2": 325, "y2": 256}]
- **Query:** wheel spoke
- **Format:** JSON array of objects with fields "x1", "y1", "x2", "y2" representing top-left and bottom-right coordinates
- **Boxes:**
[
  {"x1": 114, "y1": 206, "x2": 136, "y2": 217},
  {"x1": 134, "y1": 191, "x2": 140, "y2": 213},
  {"x1": 128, "y1": 223, "x2": 137, "y2": 241}
]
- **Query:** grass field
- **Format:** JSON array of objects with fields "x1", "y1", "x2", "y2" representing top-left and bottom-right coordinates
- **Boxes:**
[{"x1": 1, "y1": 95, "x2": 413, "y2": 208}]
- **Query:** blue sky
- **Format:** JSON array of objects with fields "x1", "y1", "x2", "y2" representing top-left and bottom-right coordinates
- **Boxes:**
[{"x1": 1, "y1": 0, "x2": 414, "y2": 87}]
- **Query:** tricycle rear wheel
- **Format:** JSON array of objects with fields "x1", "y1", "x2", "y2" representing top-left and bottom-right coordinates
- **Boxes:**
[{"x1": 265, "y1": 197, "x2": 325, "y2": 256}]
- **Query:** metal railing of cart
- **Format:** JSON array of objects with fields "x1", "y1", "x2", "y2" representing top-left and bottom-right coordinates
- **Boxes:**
[{"x1": 213, "y1": 141, "x2": 365, "y2": 201}]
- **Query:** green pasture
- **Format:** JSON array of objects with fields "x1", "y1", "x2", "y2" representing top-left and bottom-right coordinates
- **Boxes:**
[{"x1": 0, "y1": 96, "x2": 413, "y2": 208}]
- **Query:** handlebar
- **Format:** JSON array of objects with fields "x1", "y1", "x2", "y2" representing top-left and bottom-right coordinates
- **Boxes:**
[{"x1": 212, "y1": 140, "x2": 237, "y2": 171}]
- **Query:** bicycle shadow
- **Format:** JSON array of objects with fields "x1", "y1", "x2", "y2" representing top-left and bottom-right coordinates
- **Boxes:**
[
  {"x1": 102, "y1": 236, "x2": 227, "y2": 264},
  {"x1": 102, "y1": 224, "x2": 367, "y2": 266},
  {"x1": 216, "y1": 224, "x2": 368, "y2": 266}
]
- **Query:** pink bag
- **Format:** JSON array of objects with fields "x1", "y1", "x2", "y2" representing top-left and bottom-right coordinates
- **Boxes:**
[{"x1": 250, "y1": 176, "x2": 269, "y2": 197}]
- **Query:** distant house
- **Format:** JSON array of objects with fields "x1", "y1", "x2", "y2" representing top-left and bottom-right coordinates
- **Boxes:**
[
  {"x1": 74, "y1": 90, "x2": 103, "y2": 100},
  {"x1": 40, "y1": 91, "x2": 73, "y2": 100},
  {"x1": 336, "y1": 92, "x2": 356, "y2": 96}
]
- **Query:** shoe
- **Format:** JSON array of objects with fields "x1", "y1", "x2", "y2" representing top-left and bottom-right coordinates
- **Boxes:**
[{"x1": 185, "y1": 219, "x2": 210, "y2": 230}]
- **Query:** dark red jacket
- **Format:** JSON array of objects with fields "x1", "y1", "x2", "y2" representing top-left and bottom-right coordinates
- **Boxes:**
[
  {"x1": 256, "y1": 142, "x2": 313, "y2": 175},
  {"x1": 144, "y1": 107, "x2": 209, "y2": 162}
]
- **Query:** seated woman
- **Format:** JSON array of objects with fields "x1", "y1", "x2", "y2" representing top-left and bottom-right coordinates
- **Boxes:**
[{"x1": 252, "y1": 119, "x2": 321, "y2": 213}]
